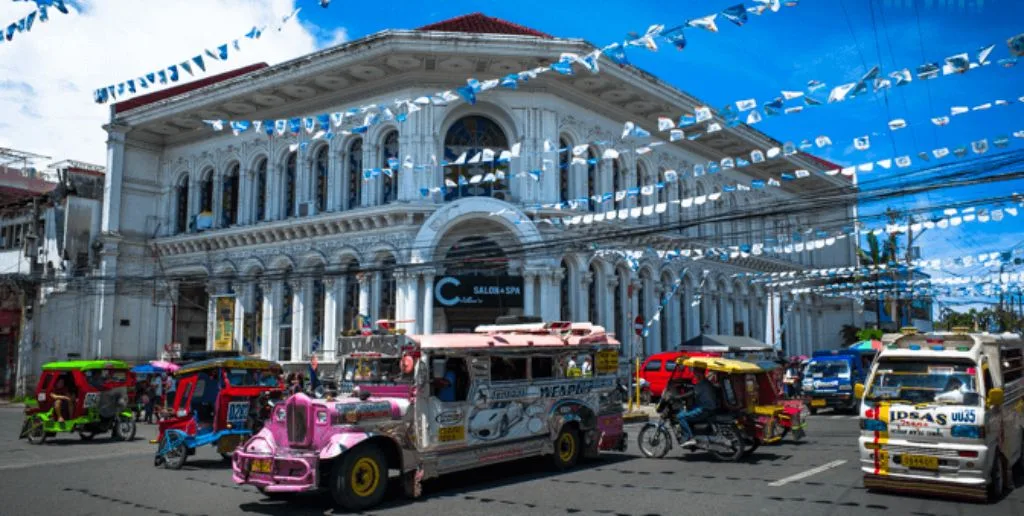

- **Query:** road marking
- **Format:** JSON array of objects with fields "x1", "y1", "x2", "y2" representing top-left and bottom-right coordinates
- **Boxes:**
[
  {"x1": 768, "y1": 459, "x2": 847, "y2": 487},
  {"x1": 0, "y1": 449, "x2": 152, "y2": 471}
]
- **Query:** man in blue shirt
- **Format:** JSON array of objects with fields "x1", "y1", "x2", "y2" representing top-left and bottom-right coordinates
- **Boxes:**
[{"x1": 676, "y1": 366, "x2": 718, "y2": 446}]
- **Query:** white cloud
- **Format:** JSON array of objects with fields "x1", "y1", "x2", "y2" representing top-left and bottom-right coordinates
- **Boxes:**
[{"x1": 0, "y1": 0, "x2": 325, "y2": 164}]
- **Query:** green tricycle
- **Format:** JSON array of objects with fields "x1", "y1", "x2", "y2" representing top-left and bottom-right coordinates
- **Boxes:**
[{"x1": 19, "y1": 360, "x2": 137, "y2": 444}]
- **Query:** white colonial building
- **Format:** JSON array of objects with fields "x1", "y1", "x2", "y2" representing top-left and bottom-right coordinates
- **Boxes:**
[{"x1": 88, "y1": 13, "x2": 861, "y2": 369}]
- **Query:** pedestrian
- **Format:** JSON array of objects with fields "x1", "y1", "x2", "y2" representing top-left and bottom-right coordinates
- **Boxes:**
[
  {"x1": 164, "y1": 373, "x2": 176, "y2": 406},
  {"x1": 155, "y1": 372, "x2": 165, "y2": 413},
  {"x1": 581, "y1": 356, "x2": 593, "y2": 377},
  {"x1": 143, "y1": 381, "x2": 156, "y2": 424}
]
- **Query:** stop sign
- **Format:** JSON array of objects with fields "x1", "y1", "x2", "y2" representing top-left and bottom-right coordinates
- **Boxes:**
[{"x1": 634, "y1": 315, "x2": 644, "y2": 336}]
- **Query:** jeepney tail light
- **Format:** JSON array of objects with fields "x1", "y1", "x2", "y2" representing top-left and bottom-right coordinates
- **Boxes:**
[
  {"x1": 176, "y1": 409, "x2": 187, "y2": 418},
  {"x1": 958, "y1": 450, "x2": 979, "y2": 458}
]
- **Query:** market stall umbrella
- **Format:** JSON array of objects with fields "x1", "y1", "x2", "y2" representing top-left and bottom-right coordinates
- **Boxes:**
[
  {"x1": 130, "y1": 364, "x2": 163, "y2": 374},
  {"x1": 149, "y1": 360, "x2": 180, "y2": 372},
  {"x1": 848, "y1": 339, "x2": 883, "y2": 351}
]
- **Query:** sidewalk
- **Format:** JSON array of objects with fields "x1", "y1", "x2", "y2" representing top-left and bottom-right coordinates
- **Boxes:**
[{"x1": 622, "y1": 403, "x2": 657, "y2": 423}]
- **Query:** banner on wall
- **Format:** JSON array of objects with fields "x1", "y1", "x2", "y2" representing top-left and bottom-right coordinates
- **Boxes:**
[{"x1": 214, "y1": 296, "x2": 236, "y2": 351}]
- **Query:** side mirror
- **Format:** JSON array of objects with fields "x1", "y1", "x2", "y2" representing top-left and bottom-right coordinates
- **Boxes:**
[
  {"x1": 854, "y1": 383, "x2": 864, "y2": 400},
  {"x1": 987, "y1": 387, "x2": 1004, "y2": 408},
  {"x1": 431, "y1": 359, "x2": 446, "y2": 380}
]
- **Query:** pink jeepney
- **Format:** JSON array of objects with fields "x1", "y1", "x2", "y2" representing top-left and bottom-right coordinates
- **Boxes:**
[{"x1": 232, "y1": 322, "x2": 627, "y2": 511}]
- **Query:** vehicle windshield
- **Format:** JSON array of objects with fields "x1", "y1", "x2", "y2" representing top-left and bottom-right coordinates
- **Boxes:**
[
  {"x1": 806, "y1": 360, "x2": 850, "y2": 378},
  {"x1": 866, "y1": 359, "x2": 981, "y2": 406},
  {"x1": 341, "y1": 357, "x2": 410, "y2": 384},
  {"x1": 225, "y1": 368, "x2": 281, "y2": 387}
]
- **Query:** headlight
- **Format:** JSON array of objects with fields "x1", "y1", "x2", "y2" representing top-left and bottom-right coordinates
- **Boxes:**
[
  {"x1": 316, "y1": 411, "x2": 328, "y2": 424},
  {"x1": 275, "y1": 406, "x2": 286, "y2": 421},
  {"x1": 860, "y1": 419, "x2": 888, "y2": 431},
  {"x1": 951, "y1": 425, "x2": 984, "y2": 439}
]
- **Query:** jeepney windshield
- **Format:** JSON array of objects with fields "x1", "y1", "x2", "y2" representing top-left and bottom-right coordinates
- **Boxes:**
[
  {"x1": 226, "y1": 368, "x2": 281, "y2": 387},
  {"x1": 806, "y1": 360, "x2": 850, "y2": 378},
  {"x1": 866, "y1": 359, "x2": 981, "y2": 406},
  {"x1": 341, "y1": 357, "x2": 410, "y2": 383}
]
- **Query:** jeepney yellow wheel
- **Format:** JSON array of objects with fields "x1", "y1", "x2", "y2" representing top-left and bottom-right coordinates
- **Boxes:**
[
  {"x1": 331, "y1": 444, "x2": 388, "y2": 511},
  {"x1": 552, "y1": 427, "x2": 580, "y2": 470}
]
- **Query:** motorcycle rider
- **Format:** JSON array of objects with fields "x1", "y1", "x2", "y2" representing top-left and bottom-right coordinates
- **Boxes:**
[{"x1": 676, "y1": 366, "x2": 718, "y2": 447}]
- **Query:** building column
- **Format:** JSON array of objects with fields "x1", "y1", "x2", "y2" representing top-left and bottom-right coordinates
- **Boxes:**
[
  {"x1": 522, "y1": 270, "x2": 537, "y2": 317},
  {"x1": 371, "y1": 270, "x2": 383, "y2": 321},
  {"x1": 540, "y1": 269, "x2": 562, "y2": 322},
  {"x1": 393, "y1": 271, "x2": 407, "y2": 329},
  {"x1": 581, "y1": 271, "x2": 594, "y2": 323},
  {"x1": 406, "y1": 272, "x2": 420, "y2": 334},
  {"x1": 628, "y1": 278, "x2": 640, "y2": 357},
  {"x1": 422, "y1": 271, "x2": 435, "y2": 334},
  {"x1": 233, "y1": 286, "x2": 245, "y2": 352},
  {"x1": 101, "y1": 123, "x2": 128, "y2": 233},
  {"x1": 357, "y1": 273, "x2": 371, "y2": 320},
  {"x1": 290, "y1": 279, "x2": 305, "y2": 362},
  {"x1": 604, "y1": 276, "x2": 617, "y2": 335},
  {"x1": 322, "y1": 278, "x2": 340, "y2": 362},
  {"x1": 260, "y1": 281, "x2": 276, "y2": 361}
]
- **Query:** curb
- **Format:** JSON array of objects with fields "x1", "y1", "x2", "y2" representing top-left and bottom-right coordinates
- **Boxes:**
[{"x1": 622, "y1": 412, "x2": 649, "y2": 423}]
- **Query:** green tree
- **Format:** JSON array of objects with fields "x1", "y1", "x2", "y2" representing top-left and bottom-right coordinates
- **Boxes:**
[
  {"x1": 856, "y1": 328, "x2": 883, "y2": 341},
  {"x1": 857, "y1": 230, "x2": 901, "y2": 329}
]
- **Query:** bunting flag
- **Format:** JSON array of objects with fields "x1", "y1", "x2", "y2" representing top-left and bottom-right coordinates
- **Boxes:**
[
  {"x1": 3, "y1": 0, "x2": 70, "y2": 46},
  {"x1": 94, "y1": 6, "x2": 311, "y2": 104}
]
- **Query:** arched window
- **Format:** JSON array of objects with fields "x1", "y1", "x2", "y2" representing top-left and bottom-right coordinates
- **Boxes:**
[
  {"x1": 381, "y1": 130, "x2": 399, "y2": 205},
  {"x1": 586, "y1": 148, "x2": 598, "y2": 212},
  {"x1": 197, "y1": 169, "x2": 214, "y2": 231},
  {"x1": 222, "y1": 163, "x2": 240, "y2": 226},
  {"x1": 613, "y1": 159, "x2": 623, "y2": 209},
  {"x1": 588, "y1": 263, "x2": 599, "y2": 323},
  {"x1": 378, "y1": 256, "x2": 397, "y2": 321},
  {"x1": 614, "y1": 268, "x2": 627, "y2": 342},
  {"x1": 342, "y1": 264, "x2": 359, "y2": 331},
  {"x1": 559, "y1": 259, "x2": 571, "y2": 321},
  {"x1": 311, "y1": 278, "x2": 325, "y2": 353},
  {"x1": 558, "y1": 137, "x2": 571, "y2": 204},
  {"x1": 695, "y1": 182, "x2": 706, "y2": 238},
  {"x1": 174, "y1": 175, "x2": 189, "y2": 234},
  {"x1": 661, "y1": 274, "x2": 672, "y2": 349},
  {"x1": 314, "y1": 146, "x2": 329, "y2": 213},
  {"x1": 254, "y1": 159, "x2": 267, "y2": 222},
  {"x1": 347, "y1": 138, "x2": 363, "y2": 209},
  {"x1": 283, "y1": 152, "x2": 297, "y2": 218},
  {"x1": 443, "y1": 115, "x2": 509, "y2": 202},
  {"x1": 280, "y1": 281, "x2": 293, "y2": 362},
  {"x1": 658, "y1": 168, "x2": 669, "y2": 226}
]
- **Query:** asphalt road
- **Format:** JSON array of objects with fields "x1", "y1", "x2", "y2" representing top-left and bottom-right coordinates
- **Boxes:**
[{"x1": 2, "y1": 406, "x2": 1023, "y2": 516}]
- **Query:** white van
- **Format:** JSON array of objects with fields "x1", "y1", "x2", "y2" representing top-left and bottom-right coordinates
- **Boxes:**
[{"x1": 856, "y1": 330, "x2": 1024, "y2": 502}]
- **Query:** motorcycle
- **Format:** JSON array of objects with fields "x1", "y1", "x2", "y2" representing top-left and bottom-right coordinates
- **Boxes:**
[{"x1": 636, "y1": 394, "x2": 747, "y2": 461}]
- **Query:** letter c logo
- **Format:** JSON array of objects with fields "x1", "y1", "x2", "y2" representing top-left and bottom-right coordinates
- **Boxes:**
[{"x1": 435, "y1": 276, "x2": 461, "y2": 307}]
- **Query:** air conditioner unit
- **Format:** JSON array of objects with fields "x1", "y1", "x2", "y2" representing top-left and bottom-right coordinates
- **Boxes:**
[{"x1": 297, "y1": 201, "x2": 316, "y2": 218}]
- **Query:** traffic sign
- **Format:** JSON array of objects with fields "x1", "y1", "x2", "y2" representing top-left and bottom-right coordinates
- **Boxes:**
[{"x1": 634, "y1": 315, "x2": 644, "y2": 336}]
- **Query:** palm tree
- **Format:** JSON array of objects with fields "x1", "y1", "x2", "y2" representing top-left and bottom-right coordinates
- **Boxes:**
[{"x1": 858, "y1": 231, "x2": 900, "y2": 329}]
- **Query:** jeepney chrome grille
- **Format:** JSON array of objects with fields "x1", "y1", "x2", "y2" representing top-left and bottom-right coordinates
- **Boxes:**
[
  {"x1": 287, "y1": 403, "x2": 308, "y2": 446},
  {"x1": 884, "y1": 444, "x2": 961, "y2": 459}
]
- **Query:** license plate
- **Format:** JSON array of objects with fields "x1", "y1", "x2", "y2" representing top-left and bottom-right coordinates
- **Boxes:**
[
  {"x1": 900, "y1": 454, "x2": 939, "y2": 471},
  {"x1": 438, "y1": 426, "x2": 465, "y2": 442},
  {"x1": 250, "y1": 459, "x2": 272, "y2": 474},
  {"x1": 811, "y1": 399, "x2": 826, "y2": 407}
]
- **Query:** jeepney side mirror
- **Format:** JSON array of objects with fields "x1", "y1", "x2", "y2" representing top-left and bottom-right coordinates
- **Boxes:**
[
  {"x1": 431, "y1": 359, "x2": 446, "y2": 380},
  {"x1": 854, "y1": 383, "x2": 864, "y2": 400},
  {"x1": 987, "y1": 388, "x2": 1004, "y2": 408}
]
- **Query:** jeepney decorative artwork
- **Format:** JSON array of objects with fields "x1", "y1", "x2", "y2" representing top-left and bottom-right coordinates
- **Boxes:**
[{"x1": 232, "y1": 323, "x2": 628, "y2": 512}]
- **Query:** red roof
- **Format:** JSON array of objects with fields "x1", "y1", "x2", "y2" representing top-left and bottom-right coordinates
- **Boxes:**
[
  {"x1": 417, "y1": 12, "x2": 552, "y2": 39},
  {"x1": 0, "y1": 166, "x2": 56, "y2": 207},
  {"x1": 112, "y1": 63, "x2": 268, "y2": 115}
]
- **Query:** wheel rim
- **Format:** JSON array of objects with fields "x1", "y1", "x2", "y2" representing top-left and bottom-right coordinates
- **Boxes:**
[
  {"x1": 28, "y1": 418, "x2": 45, "y2": 442},
  {"x1": 119, "y1": 420, "x2": 133, "y2": 438},
  {"x1": 558, "y1": 433, "x2": 576, "y2": 463},
  {"x1": 350, "y1": 457, "x2": 381, "y2": 498},
  {"x1": 638, "y1": 427, "x2": 669, "y2": 458}
]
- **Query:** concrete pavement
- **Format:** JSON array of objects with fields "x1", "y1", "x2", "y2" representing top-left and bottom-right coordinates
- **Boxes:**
[{"x1": 1, "y1": 406, "x2": 1022, "y2": 515}]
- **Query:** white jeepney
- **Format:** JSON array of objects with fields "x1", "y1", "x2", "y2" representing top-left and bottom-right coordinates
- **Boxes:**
[{"x1": 857, "y1": 330, "x2": 1024, "y2": 501}]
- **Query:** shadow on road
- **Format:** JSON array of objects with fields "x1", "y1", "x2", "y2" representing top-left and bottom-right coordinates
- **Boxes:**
[{"x1": 236, "y1": 453, "x2": 641, "y2": 515}]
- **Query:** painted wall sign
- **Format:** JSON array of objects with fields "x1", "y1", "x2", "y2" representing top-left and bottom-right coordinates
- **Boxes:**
[{"x1": 434, "y1": 275, "x2": 523, "y2": 308}]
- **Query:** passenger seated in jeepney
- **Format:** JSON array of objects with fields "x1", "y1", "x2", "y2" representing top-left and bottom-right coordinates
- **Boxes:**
[{"x1": 51, "y1": 373, "x2": 75, "y2": 423}]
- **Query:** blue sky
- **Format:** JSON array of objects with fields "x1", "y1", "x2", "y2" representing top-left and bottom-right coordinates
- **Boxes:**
[{"x1": 300, "y1": 0, "x2": 1024, "y2": 307}]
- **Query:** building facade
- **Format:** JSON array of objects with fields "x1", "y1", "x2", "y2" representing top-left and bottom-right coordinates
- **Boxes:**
[{"x1": 89, "y1": 14, "x2": 860, "y2": 372}]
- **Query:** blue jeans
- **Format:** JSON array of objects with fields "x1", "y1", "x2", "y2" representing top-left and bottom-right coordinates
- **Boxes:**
[{"x1": 676, "y1": 407, "x2": 707, "y2": 441}]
